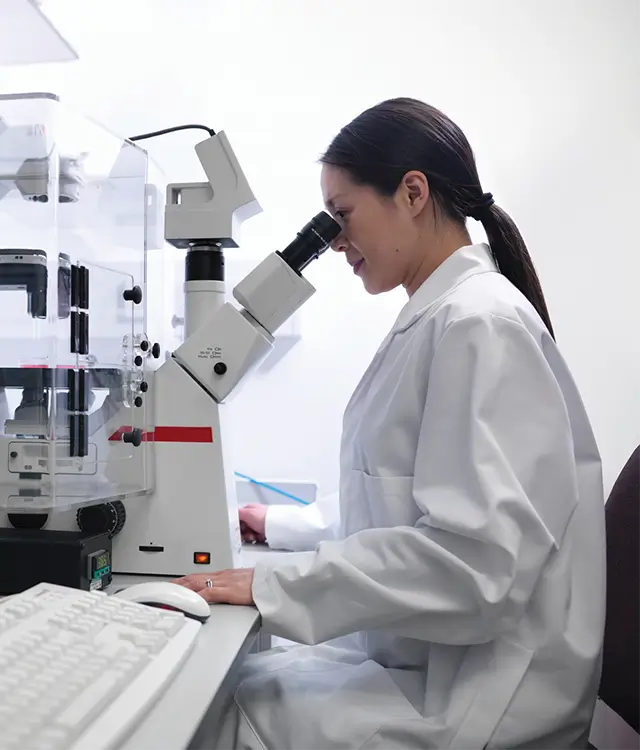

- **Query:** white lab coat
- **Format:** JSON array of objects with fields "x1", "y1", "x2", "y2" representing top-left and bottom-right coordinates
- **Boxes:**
[
  {"x1": 264, "y1": 491, "x2": 341, "y2": 551},
  {"x1": 221, "y1": 244, "x2": 606, "y2": 750}
]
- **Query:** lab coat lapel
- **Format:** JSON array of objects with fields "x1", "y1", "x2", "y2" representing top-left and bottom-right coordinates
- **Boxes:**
[
  {"x1": 391, "y1": 243, "x2": 498, "y2": 335},
  {"x1": 351, "y1": 243, "x2": 498, "y2": 397}
]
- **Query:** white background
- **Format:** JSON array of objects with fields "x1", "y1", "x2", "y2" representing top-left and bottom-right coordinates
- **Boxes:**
[{"x1": 1, "y1": 0, "x2": 638, "y2": 498}]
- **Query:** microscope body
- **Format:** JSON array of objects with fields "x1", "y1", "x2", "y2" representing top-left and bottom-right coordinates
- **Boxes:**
[{"x1": 0, "y1": 92, "x2": 338, "y2": 581}]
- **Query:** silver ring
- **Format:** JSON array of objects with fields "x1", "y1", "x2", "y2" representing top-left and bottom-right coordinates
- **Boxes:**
[{"x1": 205, "y1": 578, "x2": 213, "y2": 588}]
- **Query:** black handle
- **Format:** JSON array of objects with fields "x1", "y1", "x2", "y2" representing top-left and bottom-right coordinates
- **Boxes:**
[
  {"x1": 123, "y1": 286, "x2": 143, "y2": 304},
  {"x1": 122, "y1": 428, "x2": 142, "y2": 447}
]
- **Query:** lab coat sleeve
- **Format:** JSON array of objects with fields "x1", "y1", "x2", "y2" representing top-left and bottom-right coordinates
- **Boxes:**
[
  {"x1": 252, "y1": 313, "x2": 576, "y2": 646},
  {"x1": 264, "y1": 492, "x2": 341, "y2": 551}
]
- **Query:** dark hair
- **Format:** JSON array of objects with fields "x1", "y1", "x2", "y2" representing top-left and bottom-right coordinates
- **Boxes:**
[{"x1": 321, "y1": 98, "x2": 555, "y2": 339}]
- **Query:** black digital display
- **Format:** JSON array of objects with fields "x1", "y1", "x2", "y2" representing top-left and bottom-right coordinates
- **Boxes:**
[{"x1": 90, "y1": 549, "x2": 111, "y2": 580}]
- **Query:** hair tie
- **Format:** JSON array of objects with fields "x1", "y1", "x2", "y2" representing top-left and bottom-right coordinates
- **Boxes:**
[{"x1": 467, "y1": 192, "x2": 494, "y2": 221}]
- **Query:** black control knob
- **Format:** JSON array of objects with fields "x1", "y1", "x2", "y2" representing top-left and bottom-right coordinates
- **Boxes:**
[
  {"x1": 122, "y1": 428, "x2": 142, "y2": 447},
  {"x1": 139, "y1": 381, "x2": 149, "y2": 393},
  {"x1": 151, "y1": 342, "x2": 161, "y2": 359},
  {"x1": 134, "y1": 355, "x2": 143, "y2": 367},
  {"x1": 140, "y1": 340, "x2": 149, "y2": 352},
  {"x1": 134, "y1": 396, "x2": 143, "y2": 408},
  {"x1": 77, "y1": 500, "x2": 126, "y2": 538},
  {"x1": 213, "y1": 362, "x2": 227, "y2": 375},
  {"x1": 123, "y1": 286, "x2": 142, "y2": 304}
]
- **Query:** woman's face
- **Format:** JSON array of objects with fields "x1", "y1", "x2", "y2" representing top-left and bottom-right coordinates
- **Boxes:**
[{"x1": 321, "y1": 164, "x2": 424, "y2": 295}]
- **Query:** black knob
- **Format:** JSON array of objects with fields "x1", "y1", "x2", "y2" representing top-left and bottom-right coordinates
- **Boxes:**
[
  {"x1": 8, "y1": 513, "x2": 48, "y2": 530},
  {"x1": 139, "y1": 381, "x2": 149, "y2": 393},
  {"x1": 122, "y1": 428, "x2": 142, "y2": 447},
  {"x1": 134, "y1": 355, "x2": 143, "y2": 367},
  {"x1": 123, "y1": 286, "x2": 142, "y2": 304},
  {"x1": 77, "y1": 501, "x2": 126, "y2": 538},
  {"x1": 140, "y1": 340, "x2": 149, "y2": 352},
  {"x1": 134, "y1": 396, "x2": 143, "y2": 408},
  {"x1": 213, "y1": 362, "x2": 227, "y2": 375},
  {"x1": 9, "y1": 451, "x2": 17, "y2": 459},
  {"x1": 151, "y1": 342, "x2": 161, "y2": 359}
]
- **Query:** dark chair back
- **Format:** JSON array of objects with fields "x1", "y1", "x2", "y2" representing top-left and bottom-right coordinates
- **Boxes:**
[
  {"x1": 600, "y1": 447, "x2": 640, "y2": 733},
  {"x1": 599, "y1": 446, "x2": 639, "y2": 733}
]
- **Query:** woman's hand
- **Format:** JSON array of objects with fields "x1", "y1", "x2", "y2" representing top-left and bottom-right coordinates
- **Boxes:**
[
  {"x1": 171, "y1": 569, "x2": 255, "y2": 605},
  {"x1": 238, "y1": 503, "x2": 268, "y2": 543}
]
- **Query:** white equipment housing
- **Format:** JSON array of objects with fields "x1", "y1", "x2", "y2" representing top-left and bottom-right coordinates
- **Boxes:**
[
  {"x1": 165, "y1": 132, "x2": 261, "y2": 249},
  {"x1": 175, "y1": 254, "x2": 316, "y2": 403}
]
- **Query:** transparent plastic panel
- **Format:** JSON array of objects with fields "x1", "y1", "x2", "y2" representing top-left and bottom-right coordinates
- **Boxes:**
[{"x1": 0, "y1": 93, "x2": 155, "y2": 513}]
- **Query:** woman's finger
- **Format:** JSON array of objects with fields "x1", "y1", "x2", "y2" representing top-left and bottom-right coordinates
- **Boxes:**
[{"x1": 171, "y1": 576, "x2": 202, "y2": 591}]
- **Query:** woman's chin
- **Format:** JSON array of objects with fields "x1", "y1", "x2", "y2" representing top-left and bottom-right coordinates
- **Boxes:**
[
  {"x1": 362, "y1": 277, "x2": 384, "y2": 295},
  {"x1": 360, "y1": 271, "x2": 396, "y2": 296}
]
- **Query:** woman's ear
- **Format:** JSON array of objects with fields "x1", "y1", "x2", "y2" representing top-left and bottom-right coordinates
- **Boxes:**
[{"x1": 399, "y1": 171, "x2": 429, "y2": 217}]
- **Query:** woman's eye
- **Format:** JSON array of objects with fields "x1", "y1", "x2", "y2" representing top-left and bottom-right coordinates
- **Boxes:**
[{"x1": 336, "y1": 210, "x2": 348, "y2": 221}]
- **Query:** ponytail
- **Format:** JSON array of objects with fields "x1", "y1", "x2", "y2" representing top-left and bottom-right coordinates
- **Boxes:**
[{"x1": 472, "y1": 200, "x2": 555, "y2": 339}]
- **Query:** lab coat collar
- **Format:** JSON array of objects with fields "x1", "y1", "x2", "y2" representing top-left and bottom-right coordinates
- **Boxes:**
[{"x1": 392, "y1": 243, "x2": 497, "y2": 333}]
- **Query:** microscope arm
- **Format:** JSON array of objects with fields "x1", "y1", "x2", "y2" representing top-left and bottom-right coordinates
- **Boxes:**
[{"x1": 172, "y1": 213, "x2": 340, "y2": 403}]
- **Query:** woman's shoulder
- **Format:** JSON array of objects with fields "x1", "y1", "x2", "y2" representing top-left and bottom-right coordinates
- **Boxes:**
[{"x1": 428, "y1": 271, "x2": 548, "y2": 340}]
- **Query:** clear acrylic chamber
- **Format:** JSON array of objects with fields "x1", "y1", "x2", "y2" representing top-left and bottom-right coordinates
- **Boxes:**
[{"x1": 0, "y1": 92, "x2": 157, "y2": 514}]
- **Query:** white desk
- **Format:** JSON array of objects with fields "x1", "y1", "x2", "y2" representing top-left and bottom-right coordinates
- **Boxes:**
[{"x1": 114, "y1": 544, "x2": 286, "y2": 749}]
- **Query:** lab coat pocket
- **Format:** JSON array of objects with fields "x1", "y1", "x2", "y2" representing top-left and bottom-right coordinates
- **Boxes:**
[
  {"x1": 344, "y1": 470, "x2": 420, "y2": 535},
  {"x1": 447, "y1": 635, "x2": 534, "y2": 750}
]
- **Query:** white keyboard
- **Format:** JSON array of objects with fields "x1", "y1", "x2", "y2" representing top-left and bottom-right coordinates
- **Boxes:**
[{"x1": 0, "y1": 582, "x2": 202, "y2": 750}]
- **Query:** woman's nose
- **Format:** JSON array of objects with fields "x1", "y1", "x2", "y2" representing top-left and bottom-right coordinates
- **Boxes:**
[{"x1": 331, "y1": 232, "x2": 348, "y2": 253}]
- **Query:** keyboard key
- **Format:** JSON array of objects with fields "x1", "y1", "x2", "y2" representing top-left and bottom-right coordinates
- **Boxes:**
[
  {"x1": 55, "y1": 669, "x2": 125, "y2": 734},
  {"x1": 32, "y1": 727, "x2": 70, "y2": 748}
]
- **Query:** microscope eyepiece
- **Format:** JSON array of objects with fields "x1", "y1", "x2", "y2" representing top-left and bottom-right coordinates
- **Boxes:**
[{"x1": 278, "y1": 212, "x2": 341, "y2": 274}]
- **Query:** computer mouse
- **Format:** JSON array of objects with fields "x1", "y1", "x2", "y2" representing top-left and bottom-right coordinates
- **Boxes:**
[{"x1": 113, "y1": 581, "x2": 211, "y2": 622}]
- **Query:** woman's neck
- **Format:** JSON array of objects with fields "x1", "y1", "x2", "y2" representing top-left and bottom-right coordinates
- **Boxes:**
[{"x1": 404, "y1": 222, "x2": 472, "y2": 297}]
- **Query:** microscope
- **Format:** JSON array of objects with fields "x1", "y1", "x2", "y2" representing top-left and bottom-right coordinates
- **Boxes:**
[{"x1": 0, "y1": 92, "x2": 339, "y2": 592}]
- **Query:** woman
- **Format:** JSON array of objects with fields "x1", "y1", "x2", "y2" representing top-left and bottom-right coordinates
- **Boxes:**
[{"x1": 174, "y1": 98, "x2": 606, "y2": 749}]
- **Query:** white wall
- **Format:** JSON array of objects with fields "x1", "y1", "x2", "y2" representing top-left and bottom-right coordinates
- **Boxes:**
[{"x1": 1, "y1": 0, "x2": 638, "y2": 497}]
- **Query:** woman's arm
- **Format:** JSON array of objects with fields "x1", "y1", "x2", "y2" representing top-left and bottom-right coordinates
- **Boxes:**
[{"x1": 251, "y1": 313, "x2": 578, "y2": 645}]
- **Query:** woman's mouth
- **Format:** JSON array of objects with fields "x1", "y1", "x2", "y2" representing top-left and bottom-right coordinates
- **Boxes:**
[{"x1": 353, "y1": 259, "x2": 365, "y2": 275}]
